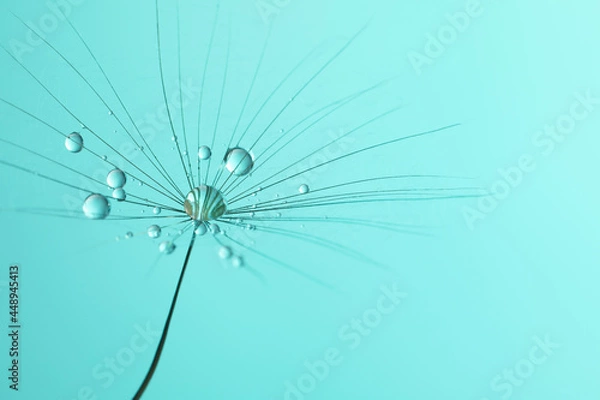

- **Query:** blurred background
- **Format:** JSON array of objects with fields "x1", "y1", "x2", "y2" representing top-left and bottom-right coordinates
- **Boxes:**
[{"x1": 0, "y1": 0, "x2": 599, "y2": 399}]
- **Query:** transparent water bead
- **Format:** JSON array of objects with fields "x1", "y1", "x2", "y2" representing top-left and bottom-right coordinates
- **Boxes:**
[
  {"x1": 224, "y1": 147, "x2": 254, "y2": 176},
  {"x1": 184, "y1": 185, "x2": 227, "y2": 221},
  {"x1": 231, "y1": 255, "x2": 244, "y2": 268},
  {"x1": 147, "y1": 225, "x2": 161, "y2": 239},
  {"x1": 194, "y1": 224, "x2": 207, "y2": 236},
  {"x1": 159, "y1": 241, "x2": 176, "y2": 254},
  {"x1": 125, "y1": 231, "x2": 133, "y2": 239},
  {"x1": 112, "y1": 188, "x2": 126, "y2": 202},
  {"x1": 198, "y1": 145, "x2": 212, "y2": 160},
  {"x1": 298, "y1": 184, "x2": 310, "y2": 194},
  {"x1": 218, "y1": 246, "x2": 232, "y2": 259},
  {"x1": 107, "y1": 168, "x2": 126, "y2": 189},
  {"x1": 153, "y1": 207, "x2": 162, "y2": 215},
  {"x1": 82, "y1": 194, "x2": 110, "y2": 220},
  {"x1": 209, "y1": 223, "x2": 221, "y2": 235},
  {"x1": 65, "y1": 132, "x2": 83, "y2": 153}
]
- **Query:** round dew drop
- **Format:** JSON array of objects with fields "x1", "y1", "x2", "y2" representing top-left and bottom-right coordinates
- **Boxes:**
[
  {"x1": 184, "y1": 185, "x2": 227, "y2": 221},
  {"x1": 65, "y1": 132, "x2": 84, "y2": 153},
  {"x1": 153, "y1": 207, "x2": 162, "y2": 215},
  {"x1": 147, "y1": 225, "x2": 161, "y2": 239},
  {"x1": 112, "y1": 188, "x2": 126, "y2": 202},
  {"x1": 298, "y1": 184, "x2": 310, "y2": 194},
  {"x1": 159, "y1": 241, "x2": 176, "y2": 254},
  {"x1": 198, "y1": 145, "x2": 212, "y2": 160},
  {"x1": 194, "y1": 224, "x2": 207, "y2": 236},
  {"x1": 231, "y1": 255, "x2": 244, "y2": 268},
  {"x1": 125, "y1": 231, "x2": 133, "y2": 239},
  {"x1": 107, "y1": 168, "x2": 127, "y2": 189},
  {"x1": 82, "y1": 194, "x2": 110, "y2": 220},
  {"x1": 224, "y1": 147, "x2": 254, "y2": 176},
  {"x1": 218, "y1": 246, "x2": 232, "y2": 259}
]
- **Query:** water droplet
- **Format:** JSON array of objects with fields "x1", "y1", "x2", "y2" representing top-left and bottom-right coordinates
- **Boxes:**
[
  {"x1": 218, "y1": 246, "x2": 232, "y2": 259},
  {"x1": 65, "y1": 132, "x2": 83, "y2": 153},
  {"x1": 209, "y1": 223, "x2": 221, "y2": 235},
  {"x1": 194, "y1": 224, "x2": 207, "y2": 236},
  {"x1": 231, "y1": 255, "x2": 244, "y2": 268},
  {"x1": 147, "y1": 225, "x2": 161, "y2": 239},
  {"x1": 112, "y1": 188, "x2": 126, "y2": 202},
  {"x1": 224, "y1": 147, "x2": 254, "y2": 176},
  {"x1": 279, "y1": 128, "x2": 284, "y2": 134},
  {"x1": 153, "y1": 207, "x2": 162, "y2": 215},
  {"x1": 184, "y1": 185, "x2": 227, "y2": 221},
  {"x1": 108, "y1": 110, "x2": 113, "y2": 116},
  {"x1": 101, "y1": 155, "x2": 108, "y2": 161},
  {"x1": 107, "y1": 168, "x2": 127, "y2": 189},
  {"x1": 125, "y1": 231, "x2": 133, "y2": 239},
  {"x1": 298, "y1": 184, "x2": 310, "y2": 194},
  {"x1": 159, "y1": 241, "x2": 176, "y2": 254},
  {"x1": 82, "y1": 194, "x2": 110, "y2": 220},
  {"x1": 171, "y1": 135, "x2": 178, "y2": 142},
  {"x1": 276, "y1": 212, "x2": 282, "y2": 217}
]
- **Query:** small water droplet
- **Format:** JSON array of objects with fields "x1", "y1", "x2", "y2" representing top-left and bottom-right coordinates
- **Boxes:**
[
  {"x1": 153, "y1": 207, "x2": 162, "y2": 215},
  {"x1": 298, "y1": 184, "x2": 310, "y2": 194},
  {"x1": 147, "y1": 225, "x2": 161, "y2": 239},
  {"x1": 194, "y1": 224, "x2": 207, "y2": 236},
  {"x1": 125, "y1": 231, "x2": 133, "y2": 239},
  {"x1": 107, "y1": 168, "x2": 127, "y2": 189},
  {"x1": 82, "y1": 194, "x2": 110, "y2": 220},
  {"x1": 101, "y1": 155, "x2": 108, "y2": 161},
  {"x1": 65, "y1": 132, "x2": 84, "y2": 153},
  {"x1": 209, "y1": 223, "x2": 221, "y2": 235},
  {"x1": 112, "y1": 188, "x2": 126, "y2": 202},
  {"x1": 224, "y1": 147, "x2": 254, "y2": 176},
  {"x1": 231, "y1": 255, "x2": 244, "y2": 268},
  {"x1": 218, "y1": 246, "x2": 232, "y2": 259},
  {"x1": 198, "y1": 145, "x2": 212, "y2": 160},
  {"x1": 159, "y1": 241, "x2": 176, "y2": 254}
]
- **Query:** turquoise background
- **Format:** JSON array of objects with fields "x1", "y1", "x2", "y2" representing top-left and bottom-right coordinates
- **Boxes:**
[{"x1": 0, "y1": 0, "x2": 599, "y2": 399}]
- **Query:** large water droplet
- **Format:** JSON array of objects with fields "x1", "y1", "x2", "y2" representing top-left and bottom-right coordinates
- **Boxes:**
[
  {"x1": 107, "y1": 168, "x2": 126, "y2": 189},
  {"x1": 112, "y1": 188, "x2": 126, "y2": 202},
  {"x1": 65, "y1": 132, "x2": 83, "y2": 153},
  {"x1": 82, "y1": 194, "x2": 110, "y2": 220},
  {"x1": 147, "y1": 225, "x2": 161, "y2": 239},
  {"x1": 184, "y1": 185, "x2": 227, "y2": 221},
  {"x1": 198, "y1": 145, "x2": 212, "y2": 160},
  {"x1": 224, "y1": 147, "x2": 254, "y2": 176},
  {"x1": 159, "y1": 241, "x2": 176, "y2": 254}
]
